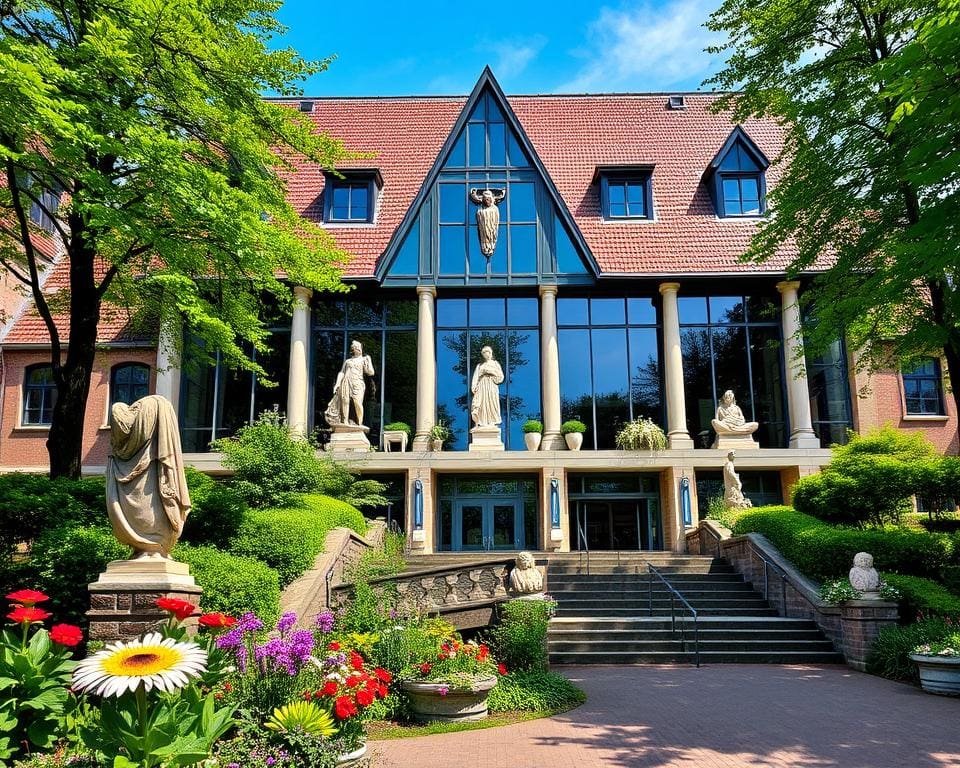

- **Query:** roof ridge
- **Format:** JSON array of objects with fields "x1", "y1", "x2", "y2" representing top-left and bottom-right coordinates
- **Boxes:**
[{"x1": 266, "y1": 90, "x2": 740, "y2": 102}]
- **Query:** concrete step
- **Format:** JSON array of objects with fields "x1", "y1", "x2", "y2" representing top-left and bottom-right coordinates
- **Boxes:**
[
  {"x1": 548, "y1": 628, "x2": 827, "y2": 641},
  {"x1": 550, "y1": 588, "x2": 759, "y2": 599},
  {"x1": 555, "y1": 597, "x2": 771, "y2": 609},
  {"x1": 554, "y1": 607, "x2": 780, "y2": 617},
  {"x1": 548, "y1": 650, "x2": 845, "y2": 664},
  {"x1": 548, "y1": 617, "x2": 817, "y2": 631},
  {"x1": 548, "y1": 638, "x2": 838, "y2": 652}
]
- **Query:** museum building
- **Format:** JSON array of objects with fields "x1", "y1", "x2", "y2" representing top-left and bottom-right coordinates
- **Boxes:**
[{"x1": 1, "y1": 69, "x2": 956, "y2": 554}]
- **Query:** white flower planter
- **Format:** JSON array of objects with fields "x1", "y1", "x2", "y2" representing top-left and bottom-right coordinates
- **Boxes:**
[
  {"x1": 910, "y1": 654, "x2": 960, "y2": 696},
  {"x1": 524, "y1": 432, "x2": 542, "y2": 451},
  {"x1": 336, "y1": 742, "x2": 368, "y2": 765},
  {"x1": 401, "y1": 677, "x2": 497, "y2": 723},
  {"x1": 564, "y1": 432, "x2": 583, "y2": 451}
]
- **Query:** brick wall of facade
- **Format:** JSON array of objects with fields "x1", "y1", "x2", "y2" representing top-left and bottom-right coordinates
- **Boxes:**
[{"x1": 0, "y1": 347, "x2": 157, "y2": 471}]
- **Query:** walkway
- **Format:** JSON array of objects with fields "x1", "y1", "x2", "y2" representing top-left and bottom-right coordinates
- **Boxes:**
[{"x1": 372, "y1": 665, "x2": 960, "y2": 768}]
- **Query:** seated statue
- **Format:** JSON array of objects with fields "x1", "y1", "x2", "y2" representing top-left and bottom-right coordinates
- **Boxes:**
[{"x1": 711, "y1": 390, "x2": 759, "y2": 436}]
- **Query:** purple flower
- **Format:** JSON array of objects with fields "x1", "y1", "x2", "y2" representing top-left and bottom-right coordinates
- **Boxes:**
[
  {"x1": 237, "y1": 612, "x2": 264, "y2": 633},
  {"x1": 438, "y1": 684, "x2": 449, "y2": 696},
  {"x1": 216, "y1": 628, "x2": 243, "y2": 650},
  {"x1": 276, "y1": 612, "x2": 297, "y2": 635},
  {"x1": 266, "y1": 758, "x2": 275, "y2": 767},
  {"x1": 388, "y1": 608, "x2": 398, "y2": 620},
  {"x1": 316, "y1": 611, "x2": 335, "y2": 633},
  {"x1": 227, "y1": 763, "x2": 239, "y2": 768}
]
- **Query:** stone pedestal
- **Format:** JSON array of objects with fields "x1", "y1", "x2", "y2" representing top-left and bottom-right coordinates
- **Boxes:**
[
  {"x1": 840, "y1": 600, "x2": 899, "y2": 671},
  {"x1": 88, "y1": 558, "x2": 202, "y2": 642},
  {"x1": 469, "y1": 425, "x2": 504, "y2": 452},
  {"x1": 326, "y1": 423, "x2": 371, "y2": 451},
  {"x1": 713, "y1": 434, "x2": 760, "y2": 450},
  {"x1": 382, "y1": 430, "x2": 408, "y2": 452}
]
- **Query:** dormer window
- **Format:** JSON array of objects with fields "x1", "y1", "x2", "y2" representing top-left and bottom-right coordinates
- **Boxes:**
[
  {"x1": 323, "y1": 170, "x2": 382, "y2": 225},
  {"x1": 707, "y1": 127, "x2": 769, "y2": 218},
  {"x1": 595, "y1": 166, "x2": 654, "y2": 221}
]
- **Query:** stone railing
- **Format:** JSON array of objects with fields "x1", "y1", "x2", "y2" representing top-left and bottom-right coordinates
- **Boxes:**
[{"x1": 692, "y1": 519, "x2": 899, "y2": 671}]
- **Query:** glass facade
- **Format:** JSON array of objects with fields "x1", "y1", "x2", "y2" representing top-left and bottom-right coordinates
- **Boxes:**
[
  {"x1": 568, "y1": 473, "x2": 662, "y2": 550},
  {"x1": 436, "y1": 297, "x2": 540, "y2": 450},
  {"x1": 806, "y1": 338, "x2": 854, "y2": 446},
  {"x1": 679, "y1": 295, "x2": 787, "y2": 448},
  {"x1": 437, "y1": 474, "x2": 538, "y2": 551},
  {"x1": 696, "y1": 470, "x2": 783, "y2": 514},
  {"x1": 557, "y1": 297, "x2": 662, "y2": 450}
]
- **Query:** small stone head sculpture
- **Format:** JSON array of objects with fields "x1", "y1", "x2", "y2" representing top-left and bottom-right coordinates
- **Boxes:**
[{"x1": 853, "y1": 552, "x2": 874, "y2": 569}]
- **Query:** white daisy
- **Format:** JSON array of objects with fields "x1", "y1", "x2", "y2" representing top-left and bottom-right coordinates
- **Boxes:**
[{"x1": 72, "y1": 632, "x2": 207, "y2": 697}]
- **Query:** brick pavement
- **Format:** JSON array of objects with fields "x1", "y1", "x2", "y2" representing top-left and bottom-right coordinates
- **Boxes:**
[{"x1": 371, "y1": 665, "x2": 960, "y2": 768}]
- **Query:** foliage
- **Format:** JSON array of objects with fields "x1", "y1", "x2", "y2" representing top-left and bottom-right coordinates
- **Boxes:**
[
  {"x1": 180, "y1": 468, "x2": 247, "y2": 549},
  {"x1": 914, "y1": 632, "x2": 960, "y2": 657},
  {"x1": 428, "y1": 422, "x2": 452, "y2": 443},
  {"x1": 521, "y1": 420, "x2": 543, "y2": 434},
  {"x1": 31, "y1": 525, "x2": 129, "y2": 627},
  {"x1": 345, "y1": 532, "x2": 406, "y2": 582},
  {"x1": 560, "y1": 420, "x2": 586, "y2": 435},
  {"x1": 295, "y1": 495, "x2": 368, "y2": 534},
  {"x1": 792, "y1": 428, "x2": 941, "y2": 527},
  {"x1": 866, "y1": 618, "x2": 956, "y2": 683},
  {"x1": 406, "y1": 639, "x2": 501, "y2": 689},
  {"x1": 265, "y1": 701, "x2": 336, "y2": 737},
  {"x1": 704, "y1": 495, "x2": 740, "y2": 530},
  {"x1": 818, "y1": 579, "x2": 862, "y2": 604},
  {"x1": 614, "y1": 418, "x2": 667, "y2": 451},
  {"x1": 487, "y1": 671, "x2": 586, "y2": 713},
  {"x1": 705, "y1": 0, "x2": 960, "y2": 420},
  {"x1": 213, "y1": 729, "x2": 360, "y2": 768},
  {"x1": 383, "y1": 422, "x2": 412, "y2": 438},
  {"x1": 174, "y1": 545, "x2": 281, "y2": 628},
  {"x1": 336, "y1": 581, "x2": 398, "y2": 636},
  {"x1": 12, "y1": 755, "x2": 100, "y2": 768},
  {"x1": 486, "y1": 598, "x2": 555, "y2": 673},
  {"x1": 881, "y1": 573, "x2": 960, "y2": 619},
  {"x1": 730, "y1": 506, "x2": 955, "y2": 582}
]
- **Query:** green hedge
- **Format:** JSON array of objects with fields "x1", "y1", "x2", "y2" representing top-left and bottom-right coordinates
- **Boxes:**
[
  {"x1": 881, "y1": 573, "x2": 960, "y2": 619},
  {"x1": 30, "y1": 524, "x2": 129, "y2": 627},
  {"x1": 487, "y1": 671, "x2": 586, "y2": 713},
  {"x1": 731, "y1": 506, "x2": 955, "y2": 581},
  {"x1": 181, "y1": 467, "x2": 247, "y2": 549},
  {"x1": 175, "y1": 544, "x2": 281, "y2": 627},
  {"x1": 296, "y1": 493, "x2": 367, "y2": 534},
  {"x1": 866, "y1": 618, "x2": 956, "y2": 683}
]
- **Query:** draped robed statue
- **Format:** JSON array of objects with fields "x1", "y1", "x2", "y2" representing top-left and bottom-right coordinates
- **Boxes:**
[{"x1": 470, "y1": 345, "x2": 504, "y2": 427}]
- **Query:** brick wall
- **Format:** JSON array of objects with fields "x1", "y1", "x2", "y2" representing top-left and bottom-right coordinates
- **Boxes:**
[{"x1": 0, "y1": 347, "x2": 157, "y2": 471}]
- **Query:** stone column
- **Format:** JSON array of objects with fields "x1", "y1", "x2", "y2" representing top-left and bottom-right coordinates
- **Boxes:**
[
  {"x1": 539, "y1": 285, "x2": 564, "y2": 450},
  {"x1": 413, "y1": 286, "x2": 437, "y2": 451},
  {"x1": 659, "y1": 282, "x2": 694, "y2": 448},
  {"x1": 776, "y1": 281, "x2": 820, "y2": 449},
  {"x1": 154, "y1": 312, "x2": 181, "y2": 416},
  {"x1": 286, "y1": 285, "x2": 312, "y2": 439}
]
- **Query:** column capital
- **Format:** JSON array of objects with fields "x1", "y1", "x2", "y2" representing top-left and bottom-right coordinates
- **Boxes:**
[
  {"x1": 539, "y1": 284, "x2": 558, "y2": 297},
  {"x1": 416, "y1": 285, "x2": 437, "y2": 298},
  {"x1": 659, "y1": 281, "x2": 681, "y2": 296},
  {"x1": 292, "y1": 285, "x2": 313, "y2": 303},
  {"x1": 776, "y1": 280, "x2": 801, "y2": 296}
]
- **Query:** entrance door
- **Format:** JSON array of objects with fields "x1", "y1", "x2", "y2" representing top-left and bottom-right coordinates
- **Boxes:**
[
  {"x1": 455, "y1": 500, "x2": 521, "y2": 551},
  {"x1": 574, "y1": 500, "x2": 662, "y2": 551}
]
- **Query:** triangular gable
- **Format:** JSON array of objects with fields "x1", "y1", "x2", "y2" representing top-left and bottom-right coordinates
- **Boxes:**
[
  {"x1": 376, "y1": 67, "x2": 598, "y2": 283},
  {"x1": 706, "y1": 126, "x2": 770, "y2": 175}
]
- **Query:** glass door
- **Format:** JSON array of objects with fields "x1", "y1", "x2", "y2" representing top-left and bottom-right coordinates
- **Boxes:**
[
  {"x1": 455, "y1": 500, "x2": 521, "y2": 551},
  {"x1": 458, "y1": 502, "x2": 485, "y2": 551},
  {"x1": 611, "y1": 501, "x2": 640, "y2": 550},
  {"x1": 490, "y1": 502, "x2": 519, "y2": 550}
]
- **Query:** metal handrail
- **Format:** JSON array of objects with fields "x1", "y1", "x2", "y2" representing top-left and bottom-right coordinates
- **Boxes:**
[
  {"x1": 576, "y1": 516, "x2": 590, "y2": 575},
  {"x1": 747, "y1": 540, "x2": 790, "y2": 617},
  {"x1": 648, "y1": 564, "x2": 700, "y2": 668}
]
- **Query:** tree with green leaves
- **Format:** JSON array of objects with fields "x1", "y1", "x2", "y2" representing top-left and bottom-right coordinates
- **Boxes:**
[
  {"x1": 706, "y1": 0, "x2": 960, "y2": 421},
  {"x1": 0, "y1": 0, "x2": 351, "y2": 478}
]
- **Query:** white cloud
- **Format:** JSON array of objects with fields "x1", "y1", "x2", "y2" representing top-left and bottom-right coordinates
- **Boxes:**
[
  {"x1": 487, "y1": 35, "x2": 548, "y2": 79},
  {"x1": 559, "y1": 0, "x2": 725, "y2": 92}
]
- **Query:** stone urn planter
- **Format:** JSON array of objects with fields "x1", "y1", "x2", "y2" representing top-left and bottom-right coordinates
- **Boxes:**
[
  {"x1": 401, "y1": 677, "x2": 498, "y2": 723},
  {"x1": 564, "y1": 432, "x2": 583, "y2": 451},
  {"x1": 910, "y1": 654, "x2": 960, "y2": 696},
  {"x1": 430, "y1": 438, "x2": 444, "y2": 451},
  {"x1": 336, "y1": 742, "x2": 368, "y2": 765},
  {"x1": 524, "y1": 432, "x2": 542, "y2": 451}
]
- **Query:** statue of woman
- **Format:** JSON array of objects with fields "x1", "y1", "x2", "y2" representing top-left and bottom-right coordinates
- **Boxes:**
[
  {"x1": 723, "y1": 450, "x2": 753, "y2": 510},
  {"x1": 470, "y1": 345, "x2": 504, "y2": 427},
  {"x1": 469, "y1": 188, "x2": 506, "y2": 256},
  {"x1": 325, "y1": 340, "x2": 375, "y2": 427},
  {"x1": 106, "y1": 395, "x2": 191, "y2": 558},
  {"x1": 711, "y1": 390, "x2": 759, "y2": 436}
]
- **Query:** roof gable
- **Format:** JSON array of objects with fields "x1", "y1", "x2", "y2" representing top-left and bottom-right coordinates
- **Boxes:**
[{"x1": 707, "y1": 126, "x2": 770, "y2": 174}]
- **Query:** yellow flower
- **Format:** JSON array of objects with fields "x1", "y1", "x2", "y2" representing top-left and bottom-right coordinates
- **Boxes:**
[{"x1": 265, "y1": 701, "x2": 336, "y2": 737}]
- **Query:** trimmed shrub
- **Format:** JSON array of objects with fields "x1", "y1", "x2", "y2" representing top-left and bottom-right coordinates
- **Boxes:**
[
  {"x1": 487, "y1": 671, "x2": 586, "y2": 712},
  {"x1": 30, "y1": 524, "x2": 129, "y2": 626},
  {"x1": 296, "y1": 494, "x2": 367, "y2": 535},
  {"x1": 175, "y1": 544, "x2": 281, "y2": 627},
  {"x1": 229, "y1": 507, "x2": 329, "y2": 586},
  {"x1": 181, "y1": 467, "x2": 247, "y2": 548},
  {"x1": 866, "y1": 618, "x2": 955, "y2": 683},
  {"x1": 881, "y1": 573, "x2": 960, "y2": 620},
  {"x1": 731, "y1": 506, "x2": 954, "y2": 581},
  {"x1": 487, "y1": 599, "x2": 554, "y2": 673}
]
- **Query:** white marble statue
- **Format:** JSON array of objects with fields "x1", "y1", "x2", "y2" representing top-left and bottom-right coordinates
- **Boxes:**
[
  {"x1": 712, "y1": 390, "x2": 759, "y2": 437},
  {"x1": 723, "y1": 450, "x2": 753, "y2": 510},
  {"x1": 509, "y1": 551, "x2": 544, "y2": 595},
  {"x1": 106, "y1": 395, "x2": 191, "y2": 559},
  {"x1": 470, "y1": 188, "x2": 506, "y2": 256},
  {"x1": 470, "y1": 345, "x2": 504, "y2": 427},
  {"x1": 849, "y1": 552, "x2": 881, "y2": 597},
  {"x1": 325, "y1": 339, "x2": 375, "y2": 427}
]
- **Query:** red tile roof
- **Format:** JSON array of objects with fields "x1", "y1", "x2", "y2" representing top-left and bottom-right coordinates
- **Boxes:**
[{"x1": 280, "y1": 93, "x2": 797, "y2": 278}]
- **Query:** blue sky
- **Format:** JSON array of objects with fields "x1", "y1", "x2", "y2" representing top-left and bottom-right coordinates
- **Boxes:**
[{"x1": 272, "y1": 0, "x2": 726, "y2": 97}]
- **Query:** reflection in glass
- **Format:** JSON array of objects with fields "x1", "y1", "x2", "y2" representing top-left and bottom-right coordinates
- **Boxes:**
[{"x1": 591, "y1": 328, "x2": 630, "y2": 449}]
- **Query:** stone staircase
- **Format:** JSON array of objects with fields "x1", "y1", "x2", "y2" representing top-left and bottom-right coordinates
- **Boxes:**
[{"x1": 546, "y1": 552, "x2": 844, "y2": 665}]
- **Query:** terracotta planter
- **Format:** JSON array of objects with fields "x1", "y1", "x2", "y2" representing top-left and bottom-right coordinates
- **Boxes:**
[
  {"x1": 401, "y1": 677, "x2": 497, "y2": 723},
  {"x1": 564, "y1": 432, "x2": 584, "y2": 451},
  {"x1": 524, "y1": 432, "x2": 542, "y2": 451},
  {"x1": 910, "y1": 654, "x2": 960, "y2": 696}
]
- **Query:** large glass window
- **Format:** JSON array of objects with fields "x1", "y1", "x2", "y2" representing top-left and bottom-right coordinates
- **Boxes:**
[
  {"x1": 436, "y1": 297, "x2": 540, "y2": 451},
  {"x1": 22, "y1": 365, "x2": 56, "y2": 426},
  {"x1": 903, "y1": 358, "x2": 945, "y2": 416},
  {"x1": 558, "y1": 297, "x2": 662, "y2": 450},
  {"x1": 696, "y1": 470, "x2": 782, "y2": 514},
  {"x1": 312, "y1": 298, "x2": 417, "y2": 448},
  {"x1": 324, "y1": 177, "x2": 375, "y2": 224},
  {"x1": 806, "y1": 337, "x2": 853, "y2": 446},
  {"x1": 679, "y1": 295, "x2": 787, "y2": 448},
  {"x1": 110, "y1": 363, "x2": 150, "y2": 407},
  {"x1": 436, "y1": 474, "x2": 537, "y2": 551}
]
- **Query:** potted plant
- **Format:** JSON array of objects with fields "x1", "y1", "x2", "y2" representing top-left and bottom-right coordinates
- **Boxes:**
[
  {"x1": 522, "y1": 419, "x2": 543, "y2": 451},
  {"x1": 561, "y1": 420, "x2": 587, "y2": 451},
  {"x1": 614, "y1": 418, "x2": 667, "y2": 451},
  {"x1": 401, "y1": 638, "x2": 504, "y2": 723},
  {"x1": 429, "y1": 421, "x2": 451, "y2": 451},
  {"x1": 382, "y1": 421, "x2": 411, "y2": 452},
  {"x1": 910, "y1": 634, "x2": 960, "y2": 696}
]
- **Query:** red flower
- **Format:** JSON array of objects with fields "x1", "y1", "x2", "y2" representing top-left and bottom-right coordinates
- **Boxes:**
[
  {"x1": 374, "y1": 667, "x2": 392, "y2": 683},
  {"x1": 322, "y1": 681, "x2": 339, "y2": 697},
  {"x1": 49, "y1": 624, "x2": 83, "y2": 647},
  {"x1": 334, "y1": 695, "x2": 357, "y2": 720},
  {"x1": 6, "y1": 589, "x2": 49, "y2": 606},
  {"x1": 154, "y1": 598, "x2": 196, "y2": 621},
  {"x1": 356, "y1": 688, "x2": 374, "y2": 707},
  {"x1": 346, "y1": 674, "x2": 363, "y2": 689},
  {"x1": 198, "y1": 613, "x2": 236, "y2": 629},
  {"x1": 7, "y1": 606, "x2": 51, "y2": 625},
  {"x1": 419, "y1": 662, "x2": 432, "y2": 676},
  {"x1": 223, "y1": 682, "x2": 233, "y2": 693},
  {"x1": 349, "y1": 651, "x2": 364, "y2": 671},
  {"x1": 477, "y1": 645, "x2": 489, "y2": 661},
  {"x1": 327, "y1": 641, "x2": 341, "y2": 651},
  {"x1": 497, "y1": 663, "x2": 507, "y2": 676},
  {"x1": 302, "y1": 690, "x2": 313, "y2": 700},
  {"x1": 377, "y1": 682, "x2": 389, "y2": 699}
]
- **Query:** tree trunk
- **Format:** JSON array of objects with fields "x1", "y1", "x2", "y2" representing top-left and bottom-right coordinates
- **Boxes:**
[
  {"x1": 943, "y1": 339, "x2": 960, "y2": 450},
  {"x1": 927, "y1": 278, "x2": 960, "y2": 452},
  {"x1": 47, "y1": 246, "x2": 101, "y2": 480}
]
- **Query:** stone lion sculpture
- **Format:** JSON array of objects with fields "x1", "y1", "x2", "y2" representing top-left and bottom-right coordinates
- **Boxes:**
[
  {"x1": 509, "y1": 551, "x2": 543, "y2": 595},
  {"x1": 849, "y1": 551, "x2": 880, "y2": 596}
]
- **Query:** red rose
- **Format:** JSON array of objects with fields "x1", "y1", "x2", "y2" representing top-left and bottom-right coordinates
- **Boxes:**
[
  {"x1": 346, "y1": 674, "x2": 363, "y2": 688},
  {"x1": 198, "y1": 613, "x2": 236, "y2": 629},
  {"x1": 375, "y1": 667, "x2": 392, "y2": 683},
  {"x1": 419, "y1": 662, "x2": 432, "y2": 675},
  {"x1": 497, "y1": 663, "x2": 507, "y2": 676},
  {"x1": 334, "y1": 695, "x2": 357, "y2": 720},
  {"x1": 6, "y1": 589, "x2": 49, "y2": 606},
  {"x1": 7, "y1": 606, "x2": 51, "y2": 625},
  {"x1": 356, "y1": 688, "x2": 374, "y2": 707},
  {"x1": 327, "y1": 641, "x2": 341, "y2": 651},
  {"x1": 154, "y1": 598, "x2": 196, "y2": 621},
  {"x1": 322, "y1": 681, "x2": 339, "y2": 697},
  {"x1": 49, "y1": 623, "x2": 83, "y2": 647},
  {"x1": 377, "y1": 682, "x2": 389, "y2": 699},
  {"x1": 349, "y1": 651, "x2": 364, "y2": 671}
]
